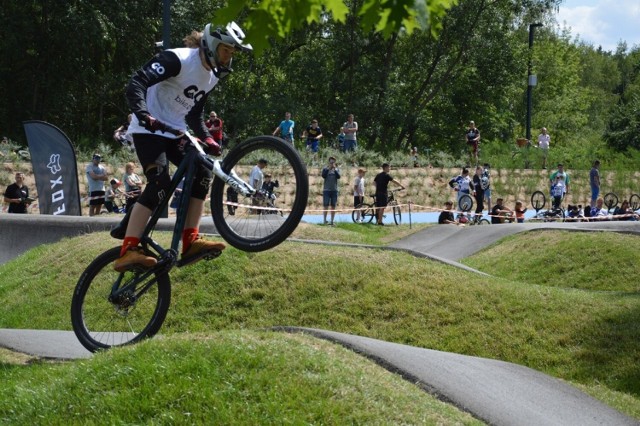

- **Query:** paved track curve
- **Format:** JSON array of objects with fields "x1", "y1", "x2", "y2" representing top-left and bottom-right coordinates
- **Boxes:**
[{"x1": 0, "y1": 215, "x2": 638, "y2": 425}]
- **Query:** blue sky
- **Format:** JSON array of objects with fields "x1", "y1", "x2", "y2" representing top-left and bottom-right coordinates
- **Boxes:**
[{"x1": 556, "y1": 0, "x2": 640, "y2": 52}]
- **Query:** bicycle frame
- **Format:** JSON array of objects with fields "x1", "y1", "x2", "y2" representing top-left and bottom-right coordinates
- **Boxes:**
[{"x1": 118, "y1": 136, "x2": 259, "y2": 276}]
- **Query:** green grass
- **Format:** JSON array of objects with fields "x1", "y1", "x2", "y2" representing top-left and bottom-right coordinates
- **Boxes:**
[
  {"x1": 0, "y1": 332, "x2": 481, "y2": 425},
  {"x1": 0, "y1": 226, "x2": 639, "y2": 422}
]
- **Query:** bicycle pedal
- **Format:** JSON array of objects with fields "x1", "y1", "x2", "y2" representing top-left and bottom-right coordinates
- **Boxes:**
[{"x1": 178, "y1": 249, "x2": 222, "y2": 267}]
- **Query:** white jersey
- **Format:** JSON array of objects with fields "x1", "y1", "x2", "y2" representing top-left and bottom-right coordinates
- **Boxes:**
[{"x1": 127, "y1": 48, "x2": 219, "y2": 138}]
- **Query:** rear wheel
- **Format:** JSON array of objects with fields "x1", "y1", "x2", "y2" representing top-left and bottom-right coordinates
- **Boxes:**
[
  {"x1": 352, "y1": 203, "x2": 375, "y2": 223},
  {"x1": 604, "y1": 192, "x2": 618, "y2": 210},
  {"x1": 70, "y1": 247, "x2": 170, "y2": 353},
  {"x1": 458, "y1": 194, "x2": 473, "y2": 212},
  {"x1": 211, "y1": 136, "x2": 309, "y2": 252},
  {"x1": 479, "y1": 218, "x2": 490, "y2": 225}
]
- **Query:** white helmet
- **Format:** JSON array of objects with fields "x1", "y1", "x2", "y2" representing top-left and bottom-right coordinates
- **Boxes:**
[{"x1": 202, "y1": 22, "x2": 252, "y2": 76}]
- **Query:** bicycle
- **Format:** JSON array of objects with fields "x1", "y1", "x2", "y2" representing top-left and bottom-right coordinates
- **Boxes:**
[
  {"x1": 71, "y1": 131, "x2": 309, "y2": 352},
  {"x1": 351, "y1": 189, "x2": 403, "y2": 225},
  {"x1": 602, "y1": 192, "x2": 640, "y2": 213},
  {"x1": 457, "y1": 193, "x2": 490, "y2": 225},
  {"x1": 530, "y1": 190, "x2": 565, "y2": 222}
]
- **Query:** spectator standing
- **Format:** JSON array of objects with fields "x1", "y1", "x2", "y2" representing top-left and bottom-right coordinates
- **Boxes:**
[
  {"x1": 438, "y1": 201, "x2": 459, "y2": 225},
  {"x1": 250, "y1": 159, "x2": 268, "y2": 192},
  {"x1": 86, "y1": 154, "x2": 108, "y2": 216},
  {"x1": 410, "y1": 146, "x2": 419, "y2": 167},
  {"x1": 261, "y1": 173, "x2": 280, "y2": 203},
  {"x1": 341, "y1": 114, "x2": 358, "y2": 152},
  {"x1": 514, "y1": 200, "x2": 527, "y2": 223},
  {"x1": 373, "y1": 163, "x2": 405, "y2": 226},
  {"x1": 465, "y1": 121, "x2": 481, "y2": 165},
  {"x1": 549, "y1": 163, "x2": 570, "y2": 198},
  {"x1": 550, "y1": 175, "x2": 566, "y2": 209},
  {"x1": 449, "y1": 168, "x2": 472, "y2": 206},
  {"x1": 491, "y1": 198, "x2": 513, "y2": 224},
  {"x1": 272, "y1": 112, "x2": 295, "y2": 145},
  {"x1": 472, "y1": 166, "x2": 485, "y2": 220},
  {"x1": 589, "y1": 160, "x2": 601, "y2": 209},
  {"x1": 302, "y1": 119, "x2": 323, "y2": 162},
  {"x1": 537, "y1": 127, "x2": 550, "y2": 169},
  {"x1": 352, "y1": 168, "x2": 366, "y2": 222},
  {"x1": 3, "y1": 172, "x2": 32, "y2": 213},
  {"x1": 205, "y1": 111, "x2": 224, "y2": 148},
  {"x1": 321, "y1": 156, "x2": 341, "y2": 225},
  {"x1": 482, "y1": 163, "x2": 492, "y2": 213},
  {"x1": 122, "y1": 162, "x2": 143, "y2": 213}
]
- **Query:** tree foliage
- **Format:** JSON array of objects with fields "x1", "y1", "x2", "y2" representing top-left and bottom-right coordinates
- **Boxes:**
[{"x1": 0, "y1": 0, "x2": 637, "y2": 160}]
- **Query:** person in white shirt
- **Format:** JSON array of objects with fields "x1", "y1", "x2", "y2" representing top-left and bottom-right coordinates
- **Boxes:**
[
  {"x1": 352, "y1": 168, "x2": 366, "y2": 222},
  {"x1": 537, "y1": 127, "x2": 550, "y2": 169}
]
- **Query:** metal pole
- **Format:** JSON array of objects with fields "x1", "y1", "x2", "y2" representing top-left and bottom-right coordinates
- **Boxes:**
[{"x1": 526, "y1": 23, "x2": 543, "y2": 142}]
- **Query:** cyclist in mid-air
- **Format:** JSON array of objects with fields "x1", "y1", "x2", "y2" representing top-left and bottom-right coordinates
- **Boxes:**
[{"x1": 110, "y1": 22, "x2": 252, "y2": 272}]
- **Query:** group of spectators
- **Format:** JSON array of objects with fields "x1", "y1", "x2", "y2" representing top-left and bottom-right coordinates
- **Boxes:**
[
  {"x1": 85, "y1": 155, "x2": 143, "y2": 216},
  {"x1": 272, "y1": 112, "x2": 359, "y2": 157}
]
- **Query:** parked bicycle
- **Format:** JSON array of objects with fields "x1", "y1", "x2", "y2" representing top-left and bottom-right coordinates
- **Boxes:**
[
  {"x1": 602, "y1": 192, "x2": 640, "y2": 213},
  {"x1": 530, "y1": 190, "x2": 565, "y2": 222},
  {"x1": 457, "y1": 193, "x2": 490, "y2": 225},
  {"x1": 351, "y1": 189, "x2": 403, "y2": 225},
  {"x1": 71, "y1": 131, "x2": 309, "y2": 352}
]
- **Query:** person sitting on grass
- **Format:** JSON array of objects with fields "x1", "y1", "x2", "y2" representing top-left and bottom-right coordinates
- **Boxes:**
[
  {"x1": 438, "y1": 201, "x2": 460, "y2": 225},
  {"x1": 491, "y1": 198, "x2": 513, "y2": 224}
]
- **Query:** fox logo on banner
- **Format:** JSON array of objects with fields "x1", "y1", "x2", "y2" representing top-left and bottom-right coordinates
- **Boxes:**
[{"x1": 23, "y1": 121, "x2": 82, "y2": 216}]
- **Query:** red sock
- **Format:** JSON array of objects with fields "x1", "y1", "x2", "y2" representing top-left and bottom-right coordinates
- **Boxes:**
[
  {"x1": 121, "y1": 237, "x2": 140, "y2": 257},
  {"x1": 182, "y1": 228, "x2": 198, "y2": 253}
]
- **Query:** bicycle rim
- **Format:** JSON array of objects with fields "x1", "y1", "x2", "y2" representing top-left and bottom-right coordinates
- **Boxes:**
[
  {"x1": 604, "y1": 192, "x2": 618, "y2": 209},
  {"x1": 211, "y1": 136, "x2": 309, "y2": 252},
  {"x1": 70, "y1": 247, "x2": 171, "y2": 352},
  {"x1": 531, "y1": 191, "x2": 546, "y2": 211},
  {"x1": 630, "y1": 194, "x2": 640, "y2": 211},
  {"x1": 458, "y1": 194, "x2": 473, "y2": 212},
  {"x1": 393, "y1": 205, "x2": 402, "y2": 225}
]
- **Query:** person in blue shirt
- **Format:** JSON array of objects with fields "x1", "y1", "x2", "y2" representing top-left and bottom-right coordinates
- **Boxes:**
[{"x1": 272, "y1": 112, "x2": 295, "y2": 145}]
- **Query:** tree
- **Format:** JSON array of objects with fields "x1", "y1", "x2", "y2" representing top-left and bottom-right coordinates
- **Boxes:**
[{"x1": 213, "y1": 0, "x2": 459, "y2": 54}]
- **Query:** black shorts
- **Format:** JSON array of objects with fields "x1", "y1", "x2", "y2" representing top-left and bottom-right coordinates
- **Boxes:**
[
  {"x1": 89, "y1": 191, "x2": 105, "y2": 206},
  {"x1": 133, "y1": 133, "x2": 185, "y2": 171},
  {"x1": 375, "y1": 193, "x2": 388, "y2": 208}
]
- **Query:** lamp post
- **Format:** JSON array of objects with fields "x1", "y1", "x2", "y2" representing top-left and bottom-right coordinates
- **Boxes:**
[
  {"x1": 162, "y1": 0, "x2": 171, "y2": 49},
  {"x1": 526, "y1": 23, "x2": 543, "y2": 142}
]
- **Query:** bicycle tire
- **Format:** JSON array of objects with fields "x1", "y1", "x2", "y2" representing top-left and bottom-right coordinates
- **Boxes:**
[
  {"x1": 70, "y1": 247, "x2": 171, "y2": 353},
  {"x1": 479, "y1": 218, "x2": 490, "y2": 225},
  {"x1": 458, "y1": 194, "x2": 473, "y2": 212},
  {"x1": 531, "y1": 191, "x2": 546, "y2": 211},
  {"x1": 211, "y1": 135, "x2": 308, "y2": 252},
  {"x1": 392, "y1": 203, "x2": 402, "y2": 225},
  {"x1": 603, "y1": 192, "x2": 618, "y2": 210},
  {"x1": 630, "y1": 193, "x2": 640, "y2": 211},
  {"x1": 352, "y1": 203, "x2": 374, "y2": 223}
]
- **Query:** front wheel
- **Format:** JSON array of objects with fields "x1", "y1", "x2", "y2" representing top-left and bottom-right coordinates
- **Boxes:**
[
  {"x1": 211, "y1": 136, "x2": 309, "y2": 252},
  {"x1": 70, "y1": 247, "x2": 171, "y2": 353},
  {"x1": 531, "y1": 190, "x2": 546, "y2": 211},
  {"x1": 392, "y1": 203, "x2": 402, "y2": 225}
]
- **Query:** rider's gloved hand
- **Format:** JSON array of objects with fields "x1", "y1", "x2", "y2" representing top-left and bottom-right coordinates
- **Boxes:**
[
  {"x1": 203, "y1": 137, "x2": 221, "y2": 156},
  {"x1": 138, "y1": 114, "x2": 167, "y2": 133}
]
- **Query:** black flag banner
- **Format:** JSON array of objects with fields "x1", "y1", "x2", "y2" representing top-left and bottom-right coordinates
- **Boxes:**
[{"x1": 23, "y1": 121, "x2": 82, "y2": 215}]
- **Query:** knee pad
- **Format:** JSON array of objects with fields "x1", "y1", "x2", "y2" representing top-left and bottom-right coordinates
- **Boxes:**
[
  {"x1": 191, "y1": 168, "x2": 213, "y2": 200},
  {"x1": 137, "y1": 165, "x2": 172, "y2": 209}
]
